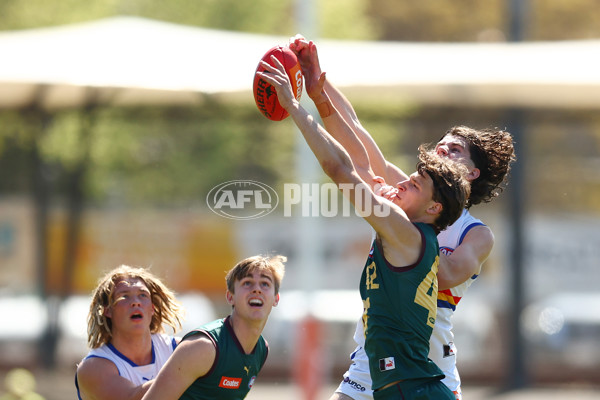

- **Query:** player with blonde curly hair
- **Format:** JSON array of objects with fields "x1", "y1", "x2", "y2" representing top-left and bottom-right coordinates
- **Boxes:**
[{"x1": 76, "y1": 265, "x2": 184, "y2": 400}]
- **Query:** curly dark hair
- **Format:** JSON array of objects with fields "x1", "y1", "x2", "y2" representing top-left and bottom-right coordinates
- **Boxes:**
[{"x1": 441, "y1": 126, "x2": 516, "y2": 208}]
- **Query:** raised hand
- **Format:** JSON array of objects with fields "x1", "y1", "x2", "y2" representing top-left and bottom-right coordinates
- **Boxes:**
[
  {"x1": 373, "y1": 176, "x2": 399, "y2": 201},
  {"x1": 257, "y1": 56, "x2": 298, "y2": 112},
  {"x1": 289, "y1": 35, "x2": 327, "y2": 103}
]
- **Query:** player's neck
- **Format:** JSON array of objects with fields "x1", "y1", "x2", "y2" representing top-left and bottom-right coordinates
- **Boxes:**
[
  {"x1": 110, "y1": 331, "x2": 153, "y2": 365},
  {"x1": 408, "y1": 210, "x2": 437, "y2": 227},
  {"x1": 229, "y1": 313, "x2": 264, "y2": 354}
]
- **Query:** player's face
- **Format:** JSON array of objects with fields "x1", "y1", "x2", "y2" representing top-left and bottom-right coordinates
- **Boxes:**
[
  {"x1": 392, "y1": 171, "x2": 438, "y2": 220},
  {"x1": 228, "y1": 269, "x2": 279, "y2": 322},
  {"x1": 435, "y1": 134, "x2": 478, "y2": 180},
  {"x1": 106, "y1": 278, "x2": 154, "y2": 334}
]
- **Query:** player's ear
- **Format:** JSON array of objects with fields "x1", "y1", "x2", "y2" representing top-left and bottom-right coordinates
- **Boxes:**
[
  {"x1": 427, "y1": 201, "x2": 442, "y2": 216},
  {"x1": 467, "y1": 167, "x2": 480, "y2": 181},
  {"x1": 226, "y1": 290, "x2": 234, "y2": 306},
  {"x1": 273, "y1": 293, "x2": 280, "y2": 307}
]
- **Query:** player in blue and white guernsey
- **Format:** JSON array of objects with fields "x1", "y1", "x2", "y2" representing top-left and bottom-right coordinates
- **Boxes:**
[
  {"x1": 76, "y1": 265, "x2": 184, "y2": 400},
  {"x1": 142, "y1": 255, "x2": 286, "y2": 400},
  {"x1": 289, "y1": 34, "x2": 515, "y2": 400},
  {"x1": 431, "y1": 208, "x2": 486, "y2": 396}
]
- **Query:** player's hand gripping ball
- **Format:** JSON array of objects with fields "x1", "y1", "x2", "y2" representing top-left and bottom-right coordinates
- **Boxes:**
[{"x1": 253, "y1": 45, "x2": 303, "y2": 121}]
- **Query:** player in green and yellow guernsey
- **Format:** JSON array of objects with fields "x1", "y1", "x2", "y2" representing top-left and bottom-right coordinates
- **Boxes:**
[
  {"x1": 258, "y1": 59, "x2": 470, "y2": 399},
  {"x1": 360, "y1": 222, "x2": 445, "y2": 398},
  {"x1": 177, "y1": 316, "x2": 268, "y2": 400},
  {"x1": 142, "y1": 255, "x2": 286, "y2": 400}
]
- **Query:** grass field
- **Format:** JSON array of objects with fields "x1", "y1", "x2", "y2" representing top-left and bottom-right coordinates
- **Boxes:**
[{"x1": 6, "y1": 366, "x2": 597, "y2": 400}]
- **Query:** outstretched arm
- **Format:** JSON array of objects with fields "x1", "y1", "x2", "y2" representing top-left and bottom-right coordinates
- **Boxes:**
[
  {"x1": 258, "y1": 59, "x2": 372, "y2": 188},
  {"x1": 257, "y1": 57, "x2": 420, "y2": 263},
  {"x1": 289, "y1": 36, "x2": 409, "y2": 185}
]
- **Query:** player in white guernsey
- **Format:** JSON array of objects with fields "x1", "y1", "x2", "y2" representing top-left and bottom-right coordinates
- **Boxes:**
[
  {"x1": 431, "y1": 209, "x2": 485, "y2": 396},
  {"x1": 289, "y1": 35, "x2": 515, "y2": 400},
  {"x1": 76, "y1": 265, "x2": 184, "y2": 400},
  {"x1": 78, "y1": 333, "x2": 177, "y2": 389}
]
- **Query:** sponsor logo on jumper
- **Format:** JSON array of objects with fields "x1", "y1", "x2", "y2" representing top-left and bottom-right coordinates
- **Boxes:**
[
  {"x1": 379, "y1": 357, "x2": 396, "y2": 371},
  {"x1": 219, "y1": 376, "x2": 242, "y2": 389},
  {"x1": 440, "y1": 246, "x2": 455, "y2": 256},
  {"x1": 443, "y1": 342, "x2": 456, "y2": 358},
  {"x1": 248, "y1": 376, "x2": 256, "y2": 389},
  {"x1": 343, "y1": 376, "x2": 368, "y2": 392}
]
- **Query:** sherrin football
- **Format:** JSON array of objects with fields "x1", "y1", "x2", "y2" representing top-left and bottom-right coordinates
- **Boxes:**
[{"x1": 253, "y1": 45, "x2": 303, "y2": 121}]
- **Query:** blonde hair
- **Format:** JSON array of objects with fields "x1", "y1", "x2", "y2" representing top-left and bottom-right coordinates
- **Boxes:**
[
  {"x1": 86, "y1": 265, "x2": 184, "y2": 349},
  {"x1": 225, "y1": 255, "x2": 286, "y2": 295}
]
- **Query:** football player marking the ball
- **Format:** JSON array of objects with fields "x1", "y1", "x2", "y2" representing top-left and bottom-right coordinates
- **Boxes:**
[
  {"x1": 141, "y1": 255, "x2": 286, "y2": 400},
  {"x1": 258, "y1": 59, "x2": 469, "y2": 399},
  {"x1": 76, "y1": 265, "x2": 184, "y2": 400},
  {"x1": 288, "y1": 36, "x2": 515, "y2": 400},
  {"x1": 253, "y1": 45, "x2": 303, "y2": 121}
]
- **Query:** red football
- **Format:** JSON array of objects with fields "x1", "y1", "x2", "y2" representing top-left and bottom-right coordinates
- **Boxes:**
[{"x1": 253, "y1": 45, "x2": 303, "y2": 121}]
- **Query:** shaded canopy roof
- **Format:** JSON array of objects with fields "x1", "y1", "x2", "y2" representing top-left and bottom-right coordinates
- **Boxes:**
[{"x1": 1, "y1": 16, "x2": 599, "y2": 110}]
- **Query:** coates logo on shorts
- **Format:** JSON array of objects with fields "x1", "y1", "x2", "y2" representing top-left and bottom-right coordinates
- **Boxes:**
[{"x1": 207, "y1": 180, "x2": 279, "y2": 220}]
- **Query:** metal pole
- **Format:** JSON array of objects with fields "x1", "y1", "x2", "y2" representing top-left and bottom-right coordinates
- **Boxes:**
[
  {"x1": 505, "y1": 0, "x2": 529, "y2": 390},
  {"x1": 292, "y1": 3, "x2": 326, "y2": 400},
  {"x1": 294, "y1": 0, "x2": 320, "y2": 297},
  {"x1": 505, "y1": 109, "x2": 528, "y2": 389}
]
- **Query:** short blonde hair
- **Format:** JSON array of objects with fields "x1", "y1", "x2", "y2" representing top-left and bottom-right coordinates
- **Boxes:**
[
  {"x1": 86, "y1": 265, "x2": 184, "y2": 348},
  {"x1": 225, "y1": 255, "x2": 286, "y2": 295}
]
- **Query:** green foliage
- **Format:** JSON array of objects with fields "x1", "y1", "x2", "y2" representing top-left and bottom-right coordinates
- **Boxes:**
[
  {"x1": 0, "y1": 110, "x2": 56, "y2": 194},
  {"x1": 318, "y1": 0, "x2": 378, "y2": 40},
  {"x1": 367, "y1": 0, "x2": 600, "y2": 41},
  {"x1": 0, "y1": 0, "x2": 118, "y2": 29},
  {"x1": 40, "y1": 112, "x2": 88, "y2": 171},
  {"x1": 130, "y1": 0, "x2": 295, "y2": 35},
  {"x1": 0, "y1": 113, "x2": 30, "y2": 193},
  {"x1": 366, "y1": 0, "x2": 506, "y2": 42},
  {"x1": 3, "y1": 0, "x2": 599, "y2": 41},
  {"x1": 77, "y1": 102, "x2": 297, "y2": 206},
  {"x1": 530, "y1": 0, "x2": 600, "y2": 40},
  {"x1": 0, "y1": 0, "x2": 377, "y2": 39}
]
